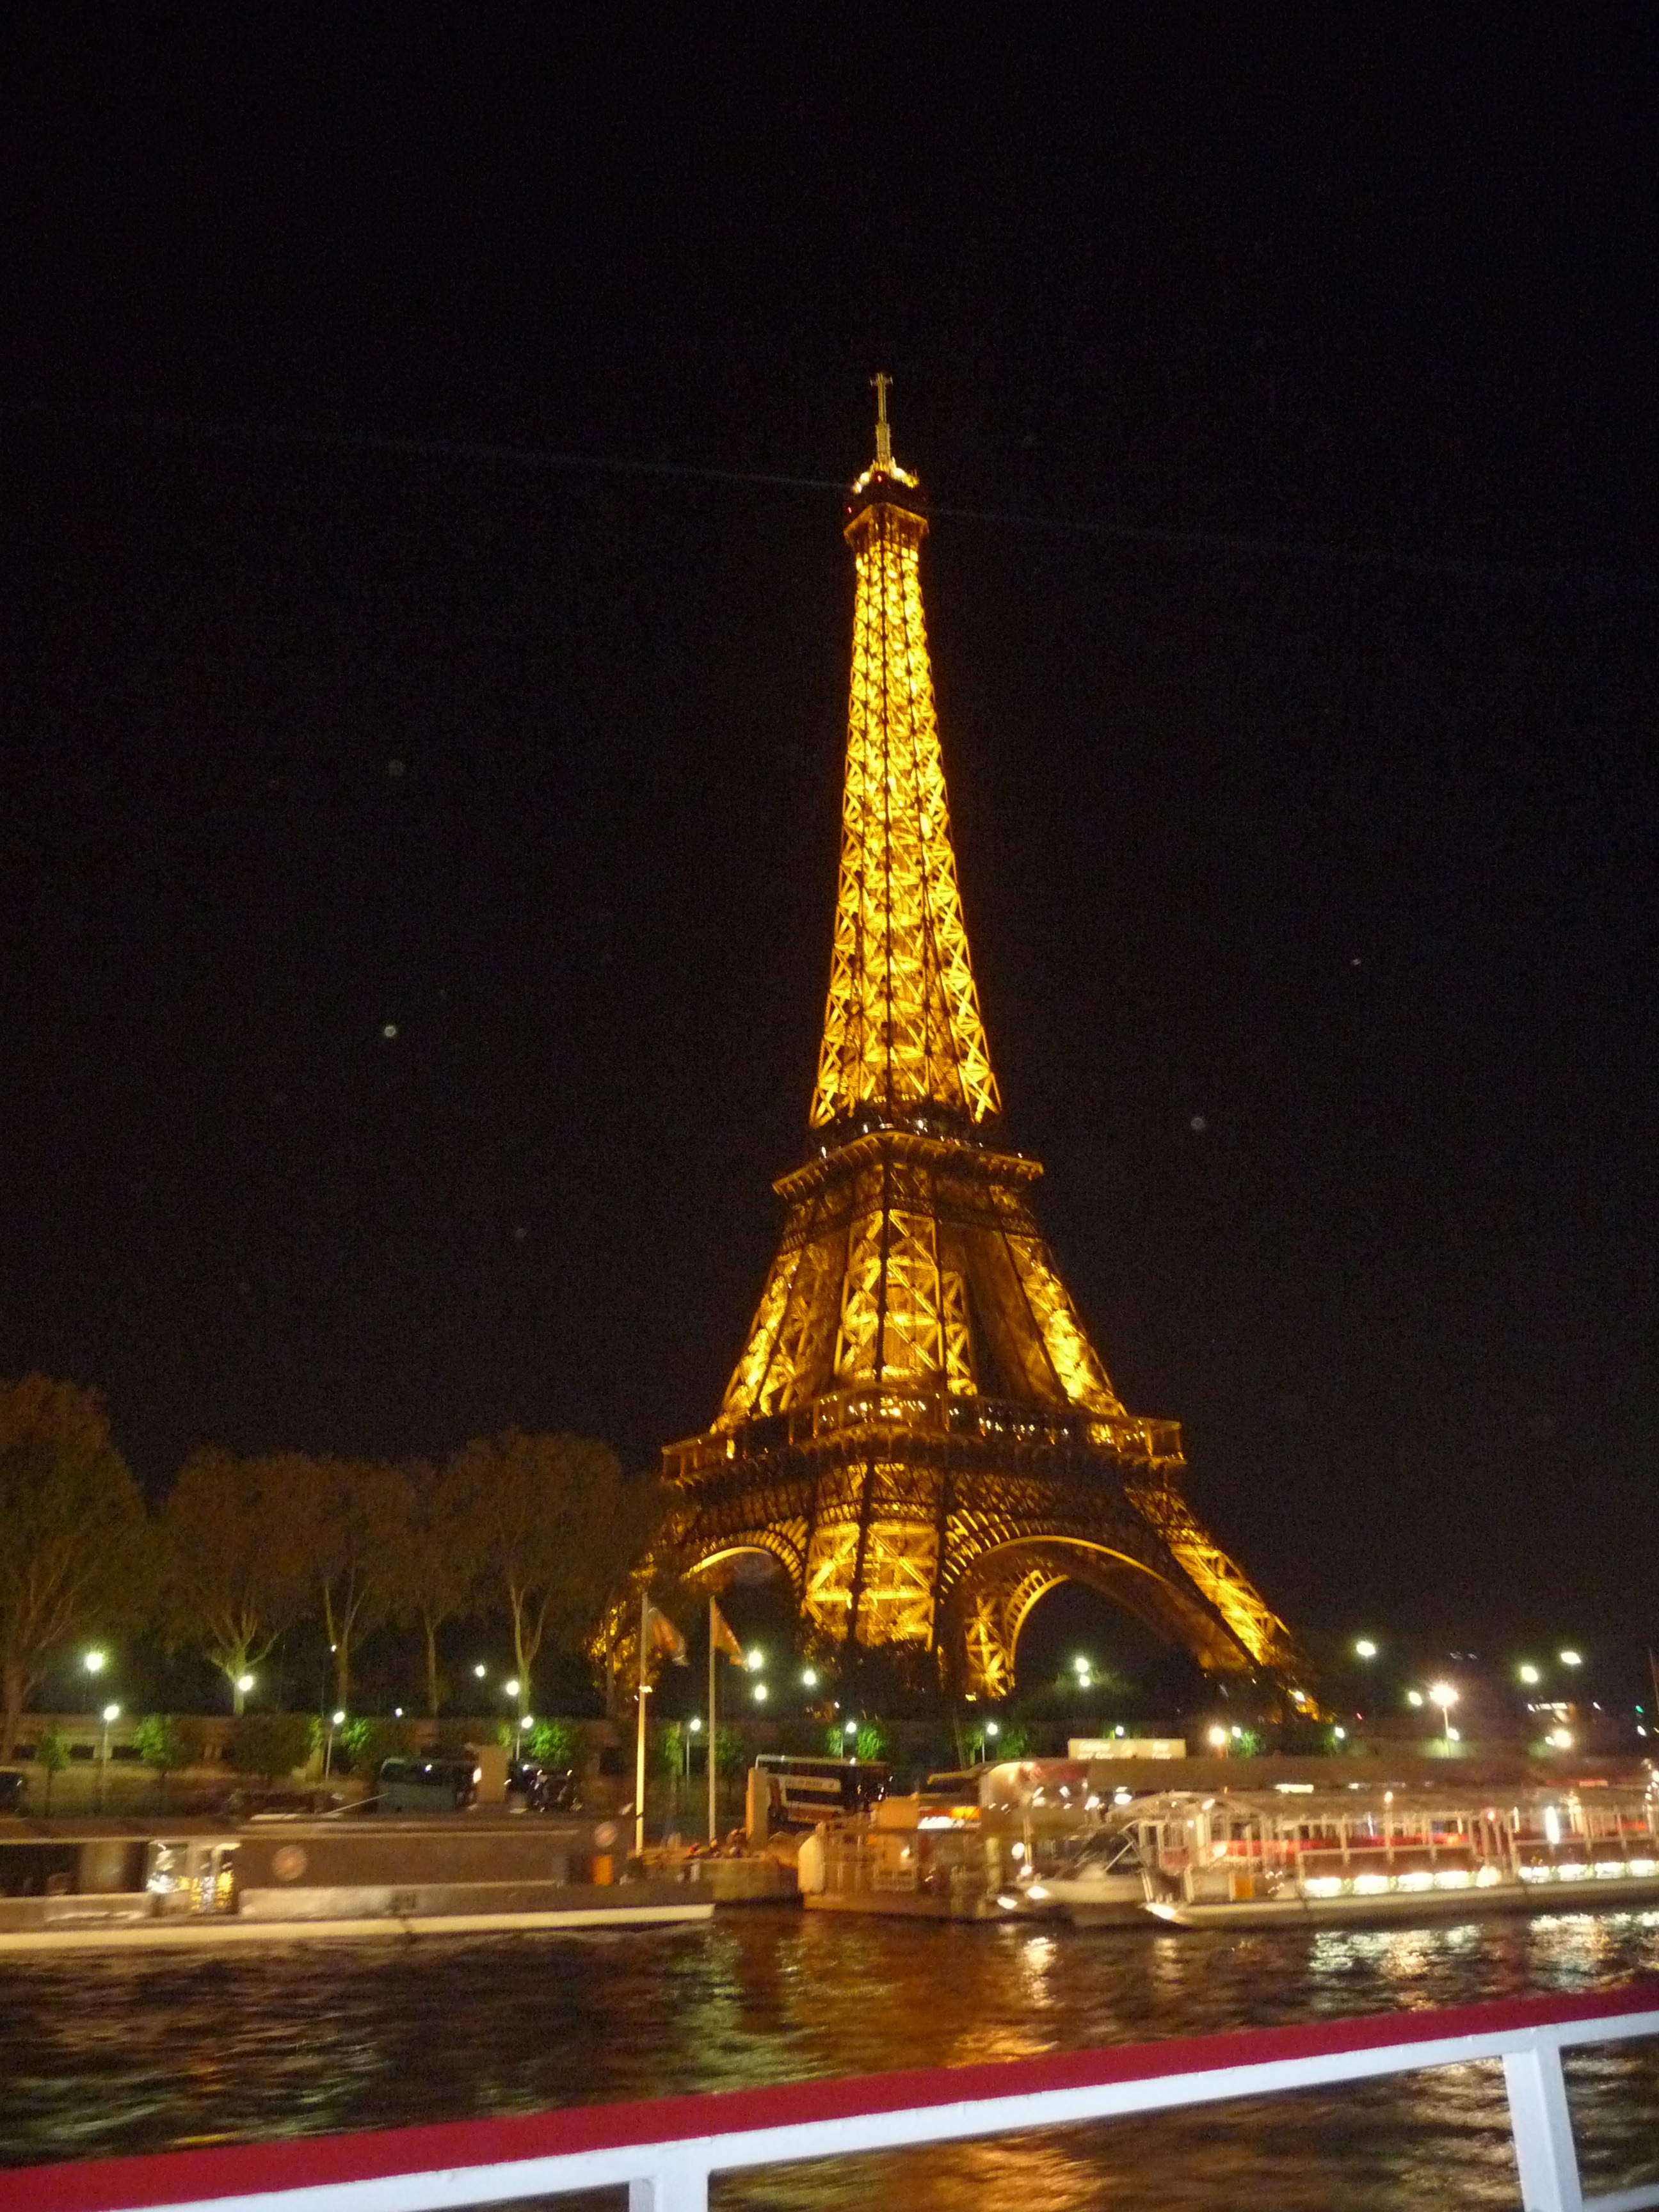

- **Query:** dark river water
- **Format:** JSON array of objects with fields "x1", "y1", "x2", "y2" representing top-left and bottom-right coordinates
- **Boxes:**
[{"x1": 5, "y1": 1908, "x2": 1659, "y2": 2209}]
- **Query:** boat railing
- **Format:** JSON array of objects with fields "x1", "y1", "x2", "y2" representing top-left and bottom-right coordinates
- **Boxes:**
[{"x1": 17, "y1": 1984, "x2": 1659, "y2": 2212}]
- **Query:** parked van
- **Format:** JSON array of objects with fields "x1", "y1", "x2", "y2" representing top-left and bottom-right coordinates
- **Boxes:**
[{"x1": 376, "y1": 1756, "x2": 481, "y2": 1812}]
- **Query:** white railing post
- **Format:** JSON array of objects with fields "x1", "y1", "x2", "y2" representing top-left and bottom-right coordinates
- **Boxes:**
[
  {"x1": 1503, "y1": 2037, "x2": 1584, "y2": 2212},
  {"x1": 629, "y1": 2155, "x2": 709, "y2": 2211}
]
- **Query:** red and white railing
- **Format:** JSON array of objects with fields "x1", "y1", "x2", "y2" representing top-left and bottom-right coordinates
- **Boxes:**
[{"x1": 12, "y1": 1984, "x2": 1659, "y2": 2212}]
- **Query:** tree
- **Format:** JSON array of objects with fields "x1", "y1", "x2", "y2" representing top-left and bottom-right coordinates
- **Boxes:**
[
  {"x1": 0, "y1": 1375, "x2": 152, "y2": 1760},
  {"x1": 35, "y1": 1726, "x2": 69, "y2": 1815},
  {"x1": 227, "y1": 1711, "x2": 312, "y2": 1781},
  {"x1": 451, "y1": 1430, "x2": 631, "y2": 1719},
  {"x1": 160, "y1": 1448, "x2": 315, "y2": 1713},
  {"x1": 384, "y1": 1457, "x2": 484, "y2": 1715},
  {"x1": 291, "y1": 1456, "x2": 408, "y2": 1713}
]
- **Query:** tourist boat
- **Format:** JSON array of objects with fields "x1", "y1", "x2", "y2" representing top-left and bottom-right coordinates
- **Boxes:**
[
  {"x1": 797, "y1": 1758, "x2": 1138, "y2": 1919},
  {"x1": 1116, "y1": 1784, "x2": 1659, "y2": 1928}
]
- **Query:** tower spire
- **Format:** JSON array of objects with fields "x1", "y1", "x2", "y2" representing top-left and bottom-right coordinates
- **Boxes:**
[
  {"x1": 812, "y1": 383, "x2": 999, "y2": 1128},
  {"x1": 872, "y1": 370, "x2": 894, "y2": 471}
]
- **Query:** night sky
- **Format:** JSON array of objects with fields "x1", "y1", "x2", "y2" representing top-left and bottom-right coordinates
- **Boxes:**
[{"x1": 3, "y1": 11, "x2": 1655, "y2": 1651}]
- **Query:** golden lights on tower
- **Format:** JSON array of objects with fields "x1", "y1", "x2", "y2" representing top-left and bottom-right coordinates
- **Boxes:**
[{"x1": 659, "y1": 380, "x2": 1296, "y2": 1695}]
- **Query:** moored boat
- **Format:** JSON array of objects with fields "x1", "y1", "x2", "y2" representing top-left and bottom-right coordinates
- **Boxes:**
[{"x1": 1116, "y1": 1783, "x2": 1659, "y2": 1927}]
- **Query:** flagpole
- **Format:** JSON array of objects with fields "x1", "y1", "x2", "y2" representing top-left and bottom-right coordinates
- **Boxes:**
[
  {"x1": 635, "y1": 1583, "x2": 650, "y2": 1859},
  {"x1": 708, "y1": 1594, "x2": 718, "y2": 1845}
]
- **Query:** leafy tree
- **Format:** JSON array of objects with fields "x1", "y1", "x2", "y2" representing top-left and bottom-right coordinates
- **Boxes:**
[
  {"x1": 451, "y1": 1430, "x2": 631, "y2": 1717},
  {"x1": 528, "y1": 1717, "x2": 584, "y2": 1769},
  {"x1": 34, "y1": 1726, "x2": 69, "y2": 1814},
  {"x1": 291, "y1": 1456, "x2": 409, "y2": 1713},
  {"x1": 227, "y1": 1711, "x2": 312, "y2": 1780},
  {"x1": 160, "y1": 1448, "x2": 315, "y2": 1713},
  {"x1": 341, "y1": 1715, "x2": 417, "y2": 1779},
  {"x1": 135, "y1": 1713, "x2": 211, "y2": 1778},
  {"x1": 384, "y1": 1457, "x2": 483, "y2": 1715},
  {"x1": 0, "y1": 1375, "x2": 152, "y2": 1759}
]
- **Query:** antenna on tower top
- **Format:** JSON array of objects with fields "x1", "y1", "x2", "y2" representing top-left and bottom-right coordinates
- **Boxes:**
[{"x1": 871, "y1": 371, "x2": 893, "y2": 470}]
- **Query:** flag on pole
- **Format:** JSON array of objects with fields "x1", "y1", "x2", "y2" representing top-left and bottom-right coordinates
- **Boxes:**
[
  {"x1": 645, "y1": 1599, "x2": 689, "y2": 1665},
  {"x1": 709, "y1": 1600, "x2": 744, "y2": 1662}
]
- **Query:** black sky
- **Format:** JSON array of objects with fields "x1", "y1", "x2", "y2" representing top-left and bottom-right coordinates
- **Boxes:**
[{"x1": 2, "y1": 8, "x2": 1656, "y2": 1647}]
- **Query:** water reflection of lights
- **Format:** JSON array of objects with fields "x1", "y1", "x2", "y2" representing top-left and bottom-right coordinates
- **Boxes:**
[{"x1": 1020, "y1": 1933, "x2": 1059, "y2": 2003}]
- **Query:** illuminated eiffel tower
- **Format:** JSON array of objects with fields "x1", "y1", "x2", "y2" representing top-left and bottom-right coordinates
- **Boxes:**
[{"x1": 662, "y1": 381, "x2": 1295, "y2": 1695}]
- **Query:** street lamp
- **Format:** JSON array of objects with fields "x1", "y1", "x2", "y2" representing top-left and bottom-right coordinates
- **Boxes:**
[
  {"x1": 843, "y1": 1719, "x2": 858, "y2": 1740},
  {"x1": 323, "y1": 1709, "x2": 346, "y2": 1780},
  {"x1": 83, "y1": 1649, "x2": 107, "y2": 1676},
  {"x1": 97, "y1": 1703, "x2": 120, "y2": 1811},
  {"x1": 1518, "y1": 1663, "x2": 1541, "y2": 1686},
  {"x1": 801, "y1": 1668, "x2": 818, "y2": 1688},
  {"x1": 1354, "y1": 1639, "x2": 1378, "y2": 1660},
  {"x1": 752, "y1": 1683, "x2": 768, "y2": 1704},
  {"x1": 1406, "y1": 1690, "x2": 1425, "y2": 1708},
  {"x1": 1559, "y1": 1649, "x2": 1583, "y2": 1669},
  {"x1": 473, "y1": 1663, "x2": 488, "y2": 1679},
  {"x1": 1429, "y1": 1681, "x2": 1459, "y2": 1746},
  {"x1": 1206, "y1": 1724, "x2": 1229, "y2": 1752},
  {"x1": 747, "y1": 1649, "x2": 765, "y2": 1672}
]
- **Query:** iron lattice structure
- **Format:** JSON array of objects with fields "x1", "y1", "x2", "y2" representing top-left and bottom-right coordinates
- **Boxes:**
[{"x1": 662, "y1": 385, "x2": 1296, "y2": 1694}]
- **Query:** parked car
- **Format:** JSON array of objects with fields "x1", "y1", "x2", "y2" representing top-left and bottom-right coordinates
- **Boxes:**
[{"x1": 376, "y1": 1756, "x2": 480, "y2": 1812}]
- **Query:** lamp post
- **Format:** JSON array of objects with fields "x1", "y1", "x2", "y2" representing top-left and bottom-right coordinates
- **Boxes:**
[
  {"x1": 323, "y1": 1708, "x2": 345, "y2": 1781},
  {"x1": 1429, "y1": 1681, "x2": 1459, "y2": 1749},
  {"x1": 97, "y1": 1703, "x2": 120, "y2": 1811}
]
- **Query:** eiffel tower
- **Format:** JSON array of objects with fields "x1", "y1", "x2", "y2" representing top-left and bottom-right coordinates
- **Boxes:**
[{"x1": 661, "y1": 381, "x2": 1296, "y2": 1697}]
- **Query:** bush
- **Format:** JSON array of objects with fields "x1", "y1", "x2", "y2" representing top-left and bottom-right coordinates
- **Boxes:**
[
  {"x1": 529, "y1": 1717, "x2": 584, "y2": 1770},
  {"x1": 341, "y1": 1716, "x2": 417, "y2": 1778},
  {"x1": 228, "y1": 1711, "x2": 312, "y2": 1780}
]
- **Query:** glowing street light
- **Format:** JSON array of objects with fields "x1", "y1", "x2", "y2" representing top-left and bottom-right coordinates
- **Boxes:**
[
  {"x1": 97, "y1": 1702, "x2": 120, "y2": 1811},
  {"x1": 1206, "y1": 1724, "x2": 1229, "y2": 1752},
  {"x1": 752, "y1": 1683, "x2": 769, "y2": 1704},
  {"x1": 985, "y1": 1720, "x2": 1000, "y2": 1740},
  {"x1": 843, "y1": 1719, "x2": 858, "y2": 1738},
  {"x1": 1559, "y1": 1649, "x2": 1583, "y2": 1668},
  {"x1": 747, "y1": 1649, "x2": 765, "y2": 1672},
  {"x1": 688, "y1": 1715, "x2": 702, "y2": 1733},
  {"x1": 473, "y1": 1663, "x2": 488, "y2": 1679},
  {"x1": 801, "y1": 1668, "x2": 818, "y2": 1688},
  {"x1": 1518, "y1": 1663, "x2": 1541, "y2": 1686},
  {"x1": 236, "y1": 1672, "x2": 255, "y2": 1695},
  {"x1": 1429, "y1": 1681, "x2": 1459, "y2": 1745},
  {"x1": 1548, "y1": 1727, "x2": 1573, "y2": 1751},
  {"x1": 1354, "y1": 1639, "x2": 1378, "y2": 1660},
  {"x1": 83, "y1": 1649, "x2": 107, "y2": 1676},
  {"x1": 1406, "y1": 1690, "x2": 1425, "y2": 1708}
]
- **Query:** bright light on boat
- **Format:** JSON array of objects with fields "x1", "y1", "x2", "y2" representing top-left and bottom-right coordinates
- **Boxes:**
[
  {"x1": 1303, "y1": 1877, "x2": 1343, "y2": 1898},
  {"x1": 1544, "y1": 1807, "x2": 1562, "y2": 1844},
  {"x1": 1352, "y1": 1875, "x2": 1390, "y2": 1895},
  {"x1": 1434, "y1": 1870, "x2": 1472, "y2": 1888},
  {"x1": 1397, "y1": 1871, "x2": 1434, "y2": 1891}
]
